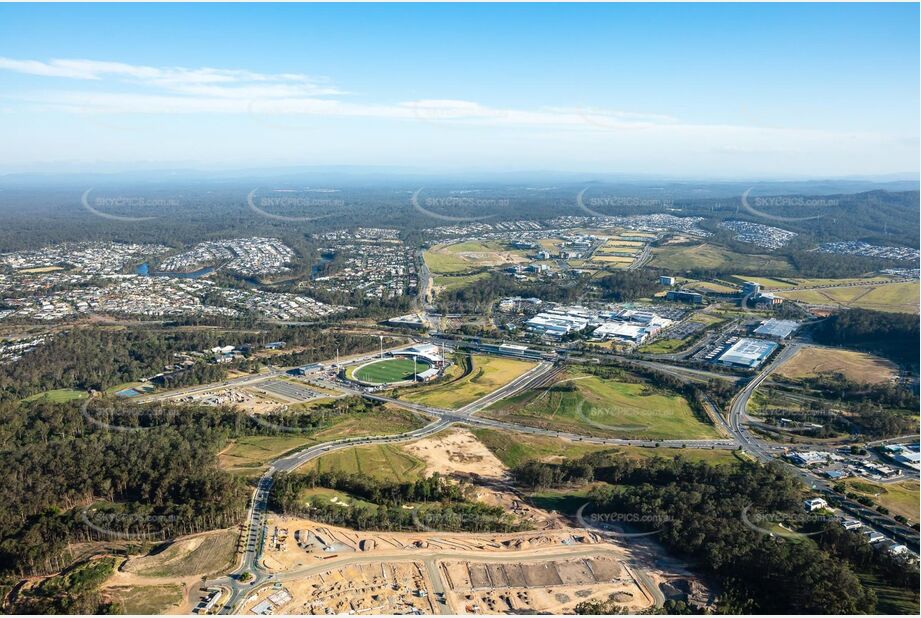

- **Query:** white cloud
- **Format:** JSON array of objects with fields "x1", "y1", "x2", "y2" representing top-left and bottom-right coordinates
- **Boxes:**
[{"x1": 0, "y1": 56, "x2": 914, "y2": 175}]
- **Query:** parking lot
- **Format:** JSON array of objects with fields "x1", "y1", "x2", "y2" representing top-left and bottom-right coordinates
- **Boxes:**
[{"x1": 254, "y1": 379, "x2": 326, "y2": 402}]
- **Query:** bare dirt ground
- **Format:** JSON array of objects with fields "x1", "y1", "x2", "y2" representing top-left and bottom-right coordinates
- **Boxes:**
[
  {"x1": 402, "y1": 428, "x2": 508, "y2": 480},
  {"x1": 239, "y1": 561, "x2": 439, "y2": 615},
  {"x1": 169, "y1": 386, "x2": 285, "y2": 413},
  {"x1": 443, "y1": 555, "x2": 651, "y2": 614},
  {"x1": 107, "y1": 529, "x2": 240, "y2": 614},
  {"x1": 100, "y1": 570, "x2": 199, "y2": 615},
  {"x1": 400, "y1": 428, "x2": 567, "y2": 529},
  {"x1": 246, "y1": 531, "x2": 663, "y2": 616},
  {"x1": 261, "y1": 518, "x2": 607, "y2": 573}
]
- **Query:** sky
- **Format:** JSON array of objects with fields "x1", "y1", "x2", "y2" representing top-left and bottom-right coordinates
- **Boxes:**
[{"x1": 0, "y1": 2, "x2": 918, "y2": 178}]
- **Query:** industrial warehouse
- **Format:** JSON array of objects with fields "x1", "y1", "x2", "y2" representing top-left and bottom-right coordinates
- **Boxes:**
[{"x1": 715, "y1": 338, "x2": 779, "y2": 368}]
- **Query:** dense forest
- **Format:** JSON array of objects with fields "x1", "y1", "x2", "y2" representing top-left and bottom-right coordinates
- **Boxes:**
[
  {"x1": 0, "y1": 400, "x2": 248, "y2": 576},
  {"x1": 594, "y1": 271, "x2": 664, "y2": 302},
  {"x1": 433, "y1": 271, "x2": 585, "y2": 313},
  {"x1": 0, "y1": 326, "x2": 382, "y2": 400},
  {"x1": 0, "y1": 182, "x2": 916, "y2": 253},
  {"x1": 513, "y1": 453, "x2": 918, "y2": 614},
  {"x1": 270, "y1": 469, "x2": 522, "y2": 533},
  {"x1": 0, "y1": 395, "x2": 388, "y2": 577},
  {"x1": 811, "y1": 308, "x2": 920, "y2": 367},
  {"x1": 767, "y1": 374, "x2": 919, "y2": 438}
]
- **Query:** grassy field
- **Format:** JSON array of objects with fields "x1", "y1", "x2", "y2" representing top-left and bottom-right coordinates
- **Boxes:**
[
  {"x1": 22, "y1": 388, "x2": 88, "y2": 403},
  {"x1": 481, "y1": 372, "x2": 718, "y2": 440},
  {"x1": 432, "y1": 272, "x2": 489, "y2": 292},
  {"x1": 775, "y1": 347, "x2": 897, "y2": 385},
  {"x1": 651, "y1": 243, "x2": 792, "y2": 273},
  {"x1": 103, "y1": 381, "x2": 145, "y2": 394},
  {"x1": 400, "y1": 354, "x2": 535, "y2": 409},
  {"x1": 679, "y1": 279, "x2": 738, "y2": 294},
  {"x1": 219, "y1": 435, "x2": 318, "y2": 475},
  {"x1": 844, "y1": 479, "x2": 919, "y2": 522},
  {"x1": 300, "y1": 443, "x2": 426, "y2": 482},
  {"x1": 104, "y1": 584, "x2": 184, "y2": 614},
  {"x1": 858, "y1": 572, "x2": 920, "y2": 614},
  {"x1": 590, "y1": 254, "x2": 634, "y2": 264},
  {"x1": 218, "y1": 407, "x2": 427, "y2": 476},
  {"x1": 471, "y1": 427, "x2": 609, "y2": 467},
  {"x1": 729, "y1": 275, "x2": 798, "y2": 289},
  {"x1": 353, "y1": 358, "x2": 430, "y2": 384},
  {"x1": 471, "y1": 427, "x2": 736, "y2": 468},
  {"x1": 300, "y1": 487, "x2": 380, "y2": 510},
  {"x1": 311, "y1": 406, "x2": 428, "y2": 440},
  {"x1": 17, "y1": 265, "x2": 65, "y2": 274},
  {"x1": 124, "y1": 530, "x2": 238, "y2": 578},
  {"x1": 424, "y1": 241, "x2": 526, "y2": 274},
  {"x1": 780, "y1": 281, "x2": 919, "y2": 314},
  {"x1": 637, "y1": 337, "x2": 690, "y2": 354}
]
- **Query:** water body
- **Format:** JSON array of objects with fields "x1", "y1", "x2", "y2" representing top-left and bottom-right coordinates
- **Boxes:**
[
  {"x1": 311, "y1": 252, "x2": 334, "y2": 279},
  {"x1": 135, "y1": 262, "x2": 215, "y2": 279}
]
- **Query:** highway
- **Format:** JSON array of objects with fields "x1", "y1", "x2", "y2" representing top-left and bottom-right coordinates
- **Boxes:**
[
  {"x1": 206, "y1": 354, "x2": 736, "y2": 613},
  {"x1": 211, "y1": 417, "x2": 454, "y2": 613},
  {"x1": 726, "y1": 342, "x2": 920, "y2": 552},
  {"x1": 168, "y1": 335, "x2": 915, "y2": 612}
]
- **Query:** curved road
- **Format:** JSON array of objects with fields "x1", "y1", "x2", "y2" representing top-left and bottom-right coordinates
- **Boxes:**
[{"x1": 727, "y1": 342, "x2": 920, "y2": 552}]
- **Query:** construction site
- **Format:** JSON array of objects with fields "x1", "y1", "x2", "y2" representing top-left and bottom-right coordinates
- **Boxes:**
[{"x1": 241, "y1": 518, "x2": 672, "y2": 615}]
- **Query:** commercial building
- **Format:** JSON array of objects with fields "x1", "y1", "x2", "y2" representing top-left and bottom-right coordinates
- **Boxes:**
[
  {"x1": 741, "y1": 281, "x2": 761, "y2": 296},
  {"x1": 715, "y1": 338, "x2": 778, "y2": 368},
  {"x1": 477, "y1": 342, "x2": 543, "y2": 359},
  {"x1": 592, "y1": 309, "x2": 673, "y2": 344},
  {"x1": 593, "y1": 321, "x2": 648, "y2": 343},
  {"x1": 788, "y1": 451, "x2": 831, "y2": 467},
  {"x1": 497, "y1": 296, "x2": 542, "y2": 312},
  {"x1": 753, "y1": 318, "x2": 800, "y2": 340},
  {"x1": 666, "y1": 290, "x2": 703, "y2": 304},
  {"x1": 525, "y1": 307, "x2": 591, "y2": 337},
  {"x1": 288, "y1": 363, "x2": 322, "y2": 376},
  {"x1": 753, "y1": 292, "x2": 784, "y2": 309},
  {"x1": 659, "y1": 276, "x2": 676, "y2": 286}
]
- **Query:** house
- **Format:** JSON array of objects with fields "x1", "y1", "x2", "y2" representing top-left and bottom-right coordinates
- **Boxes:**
[
  {"x1": 884, "y1": 542, "x2": 909, "y2": 556},
  {"x1": 803, "y1": 497, "x2": 828, "y2": 512},
  {"x1": 840, "y1": 518, "x2": 862, "y2": 531}
]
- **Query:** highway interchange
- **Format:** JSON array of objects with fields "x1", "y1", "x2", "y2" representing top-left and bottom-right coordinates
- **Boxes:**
[{"x1": 141, "y1": 334, "x2": 920, "y2": 614}]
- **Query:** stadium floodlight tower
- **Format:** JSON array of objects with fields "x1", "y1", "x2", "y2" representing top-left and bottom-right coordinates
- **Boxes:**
[
  {"x1": 379, "y1": 335, "x2": 384, "y2": 359},
  {"x1": 413, "y1": 355, "x2": 417, "y2": 382}
]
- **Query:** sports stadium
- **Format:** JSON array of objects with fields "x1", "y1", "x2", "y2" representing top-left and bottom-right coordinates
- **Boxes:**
[{"x1": 348, "y1": 344, "x2": 446, "y2": 386}]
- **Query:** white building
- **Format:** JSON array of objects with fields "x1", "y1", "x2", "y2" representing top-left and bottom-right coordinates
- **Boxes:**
[{"x1": 804, "y1": 498, "x2": 828, "y2": 512}]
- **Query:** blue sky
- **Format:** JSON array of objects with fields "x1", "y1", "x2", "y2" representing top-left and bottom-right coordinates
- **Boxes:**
[{"x1": 0, "y1": 2, "x2": 918, "y2": 178}]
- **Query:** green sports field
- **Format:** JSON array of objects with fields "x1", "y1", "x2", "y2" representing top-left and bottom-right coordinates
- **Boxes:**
[{"x1": 353, "y1": 358, "x2": 431, "y2": 384}]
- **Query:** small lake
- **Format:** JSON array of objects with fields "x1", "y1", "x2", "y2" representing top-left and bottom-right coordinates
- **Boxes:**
[
  {"x1": 135, "y1": 262, "x2": 215, "y2": 279},
  {"x1": 311, "y1": 252, "x2": 335, "y2": 279}
]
